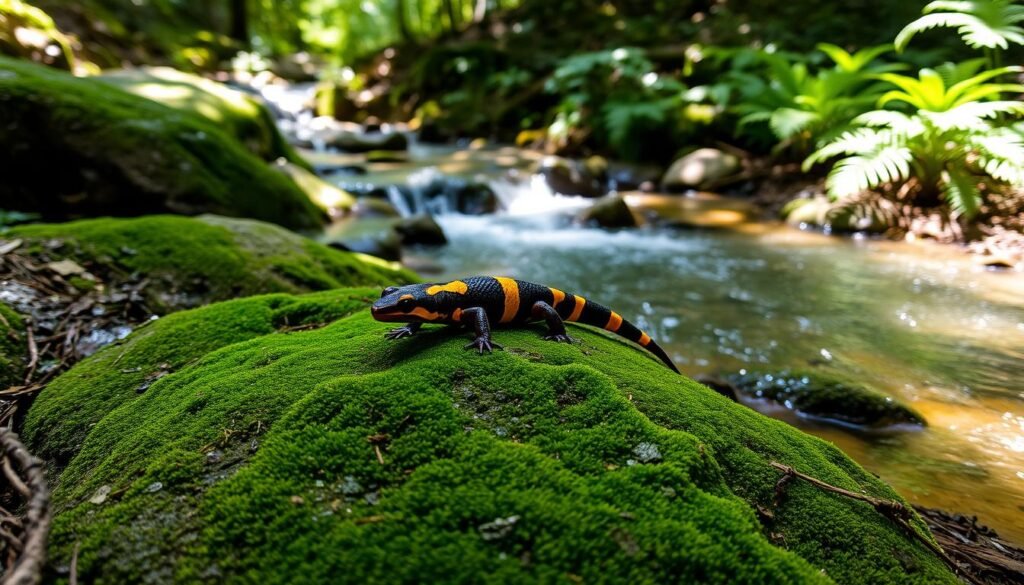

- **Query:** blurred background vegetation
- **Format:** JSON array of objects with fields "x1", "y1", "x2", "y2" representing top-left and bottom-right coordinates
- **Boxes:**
[{"x1": 2, "y1": 0, "x2": 1024, "y2": 226}]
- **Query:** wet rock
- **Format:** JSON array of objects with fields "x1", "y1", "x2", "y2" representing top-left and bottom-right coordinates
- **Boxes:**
[
  {"x1": 328, "y1": 230, "x2": 403, "y2": 262},
  {"x1": 576, "y1": 194, "x2": 637, "y2": 228},
  {"x1": 724, "y1": 370, "x2": 925, "y2": 430},
  {"x1": 538, "y1": 156, "x2": 605, "y2": 198},
  {"x1": 329, "y1": 131, "x2": 408, "y2": 153},
  {"x1": 352, "y1": 198, "x2": 401, "y2": 218},
  {"x1": 661, "y1": 148, "x2": 741, "y2": 192},
  {"x1": 607, "y1": 161, "x2": 663, "y2": 191},
  {"x1": 364, "y1": 150, "x2": 409, "y2": 163},
  {"x1": 783, "y1": 197, "x2": 888, "y2": 234},
  {"x1": 454, "y1": 182, "x2": 499, "y2": 215},
  {"x1": 394, "y1": 215, "x2": 447, "y2": 246}
]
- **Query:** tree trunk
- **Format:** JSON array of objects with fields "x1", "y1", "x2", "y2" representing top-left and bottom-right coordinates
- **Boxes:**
[
  {"x1": 474, "y1": 0, "x2": 487, "y2": 23},
  {"x1": 229, "y1": 0, "x2": 249, "y2": 46}
]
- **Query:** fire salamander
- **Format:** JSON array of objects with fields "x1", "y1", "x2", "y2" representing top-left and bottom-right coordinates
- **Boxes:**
[{"x1": 371, "y1": 276, "x2": 680, "y2": 373}]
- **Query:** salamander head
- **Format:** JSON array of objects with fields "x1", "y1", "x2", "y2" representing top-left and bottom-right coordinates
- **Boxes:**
[{"x1": 371, "y1": 284, "x2": 443, "y2": 323}]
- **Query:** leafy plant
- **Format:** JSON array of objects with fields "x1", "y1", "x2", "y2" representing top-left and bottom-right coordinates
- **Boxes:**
[
  {"x1": 546, "y1": 48, "x2": 686, "y2": 159},
  {"x1": 723, "y1": 44, "x2": 902, "y2": 153},
  {"x1": 806, "y1": 64, "x2": 1024, "y2": 217},
  {"x1": 895, "y1": 0, "x2": 1024, "y2": 52}
]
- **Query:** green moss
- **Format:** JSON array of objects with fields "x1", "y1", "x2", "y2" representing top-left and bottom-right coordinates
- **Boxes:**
[
  {"x1": 97, "y1": 68, "x2": 311, "y2": 171},
  {"x1": 0, "y1": 57, "x2": 324, "y2": 230},
  {"x1": 0, "y1": 302, "x2": 26, "y2": 387},
  {"x1": 26, "y1": 293, "x2": 956, "y2": 584},
  {"x1": 8, "y1": 214, "x2": 416, "y2": 313}
]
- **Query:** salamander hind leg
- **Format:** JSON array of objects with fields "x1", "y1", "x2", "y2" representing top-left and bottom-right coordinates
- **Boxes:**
[
  {"x1": 532, "y1": 301, "x2": 574, "y2": 343},
  {"x1": 460, "y1": 307, "x2": 503, "y2": 354}
]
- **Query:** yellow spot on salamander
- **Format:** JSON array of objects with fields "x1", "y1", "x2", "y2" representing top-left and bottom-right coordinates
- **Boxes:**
[
  {"x1": 638, "y1": 332, "x2": 651, "y2": 347},
  {"x1": 399, "y1": 294, "x2": 414, "y2": 300},
  {"x1": 605, "y1": 312, "x2": 623, "y2": 332},
  {"x1": 495, "y1": 277, "x2": 520, "y2": 323},
  {"x1": 452, "y1": 308, "x2": 463, "y2": 322},
  {"x1": 426, "y1": 281, "x2": 469, "y2": 295},
  {"x1": 567, "y1": 295, "x2": 586, "y2": 322}
]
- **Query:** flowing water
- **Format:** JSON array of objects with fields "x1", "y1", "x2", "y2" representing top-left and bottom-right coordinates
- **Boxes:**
[{"x1": 309, "y1": 143, "x2": 1024, "y2": 542}]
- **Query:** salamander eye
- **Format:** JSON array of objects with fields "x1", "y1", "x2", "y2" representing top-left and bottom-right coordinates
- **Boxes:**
[
  {"x1": 397, "y1": 298, "x2": 415, "y2": 312},
  {"x1": 381, "y1": 286, "x2": 399, "y2": 298}
]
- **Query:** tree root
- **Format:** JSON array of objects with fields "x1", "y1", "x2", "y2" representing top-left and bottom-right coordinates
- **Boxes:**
[
  {"x1": 769, "y1": 461, "x2": 981, "y2": 585},
  {"x1": 0, "y1": 428, "x2": 50, "y2": 585}
]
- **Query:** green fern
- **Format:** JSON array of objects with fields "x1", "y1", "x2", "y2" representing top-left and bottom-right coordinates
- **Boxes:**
[
  {"x1": 896, "y1": 0, "x2": 1024, "y2": 51},
  {"x1": 807, "y1": 65, "x2": 1024, "y2": 218}
]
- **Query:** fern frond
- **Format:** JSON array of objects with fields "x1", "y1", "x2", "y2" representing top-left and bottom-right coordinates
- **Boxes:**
[
  {"x1": 804, "y1": 128, "x2": 895, "y2": 169},
  {"x1": 825, "y1": 146, "x2": 913, "y2": 197},
  {"x1": 770, "y1": 108, "x2": 819, "y2": 140},
  {"x1": 941, "y1": 167, "x2": 982, "y2": 217},
  {"x1": 896, "y1": 13, "x2": 982, "y2": 50}
]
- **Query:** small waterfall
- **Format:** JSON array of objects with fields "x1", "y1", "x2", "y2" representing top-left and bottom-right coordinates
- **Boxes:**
[
  {"x1": 491, "y1": 174, "x2": 591, "y2": 216},
  {"x1": 385, "y1": 185, "x2": 413, "y2": 217}
]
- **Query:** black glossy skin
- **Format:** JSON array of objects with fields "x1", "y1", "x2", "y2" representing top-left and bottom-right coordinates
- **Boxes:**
[{"x1": 371, "y1": 276, "x2": 680, "y2": 373}]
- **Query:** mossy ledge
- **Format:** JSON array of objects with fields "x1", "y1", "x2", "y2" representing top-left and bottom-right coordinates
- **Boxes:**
[
  {"x1": 0, "y1": 57, "x2": 323, "y2": 230},
  {"x1": 7, "y1": 214, "x2": 417, "y2": 314},
  {"x1": 25, "y1": 292, "x2": 957, "y2": 584}
]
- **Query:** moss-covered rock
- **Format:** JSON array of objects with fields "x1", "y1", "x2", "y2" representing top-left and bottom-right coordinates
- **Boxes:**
[
  {"x1": 0, "y1": 302, "x2": 26, "y2": 387},
  {"x1": 0, "y1": 57, "x2": 324, "y2": 230},
  {"x1": 97, "y1": 67, "x2": 309, "y2": 170},
  {"x1": 724, "y1": 370, "x2": 925, "y2": 429},
  {"x1": 7, "y1": 214, "x2": 416, "y2": 314},
  {"x1": 25, "y1": 291, "x2": 956, "y2": 584}
]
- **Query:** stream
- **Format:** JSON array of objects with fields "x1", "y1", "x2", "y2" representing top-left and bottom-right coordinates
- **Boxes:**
[{"x1": 306, "y1": 141, "x2": 1024, "y2": 543}]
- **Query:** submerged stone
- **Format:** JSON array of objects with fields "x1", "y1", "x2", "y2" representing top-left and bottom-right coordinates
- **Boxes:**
[
  {"x1": 724, "y1": 370, "x2": 926, "y2": 429},
  {"x1": 25, "y1": 292, "x2": 956, "y2": 584}
]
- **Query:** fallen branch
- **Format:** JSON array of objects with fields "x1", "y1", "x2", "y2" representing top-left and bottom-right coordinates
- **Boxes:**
[
  {"x1": 0, "y1": 428, "x2": 50, "y2": 585},
  {"x1": 769, "y1": 461, "x2": 981, "y2": 585}
]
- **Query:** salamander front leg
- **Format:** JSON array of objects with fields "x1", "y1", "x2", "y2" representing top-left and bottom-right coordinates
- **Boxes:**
[
  {"x1": 385, "y1": 322, "x2": 422, "y2": 340},
  {"x1": 532, "y1": 301, "x2": 574, "y2": 343},
  {"x1": 460, "y1": 307, "x2": 503, "y2": 353}
]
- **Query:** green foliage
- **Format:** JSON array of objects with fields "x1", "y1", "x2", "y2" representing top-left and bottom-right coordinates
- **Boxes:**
[
  {"x1": 26, "y1": 294, "x2": 956, "y2": 583},
  {"x1": 723, "y1": 45, "x2": 901, "y2": 153},
  {"x1": 547, "y1": 48, "x2": 686, "y2": 160},
  {"x1": 806, "y1": 64, "x2": 1024, "y2": 216},
  {"x1": 896, "y1": 0, "x2": 1024, "y2": 51},
  {"x1": 0, "y1": 0, "x2": 73, "y2": 68}
]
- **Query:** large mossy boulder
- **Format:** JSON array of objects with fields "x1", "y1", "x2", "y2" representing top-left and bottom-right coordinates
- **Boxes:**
[
  {"x1": 24, "y1": 291, "x2": 956, "y2": 584},
  {"x1": 0, "y1": 57, "x2": 324, "y2": 230},
  {"x1": 5, "y1": 214, "x2": 416, "y2": 314},
  {"x1": 97, "y1": 67, "x2": 309, "y2": 170}
]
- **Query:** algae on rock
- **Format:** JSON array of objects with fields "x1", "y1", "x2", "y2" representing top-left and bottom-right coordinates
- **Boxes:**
[
  {"x1": 0, "y1": 57, "x2": 324, "y2": 230},
  {"x1": 25, "y1": 290, "x2": 957, "y2": 584}
]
